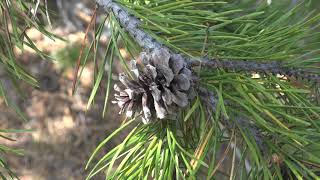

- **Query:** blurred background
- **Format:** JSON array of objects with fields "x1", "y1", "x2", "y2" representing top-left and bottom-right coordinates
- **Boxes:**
[
  {"x1": 0, "y1": 0, "x2": 319, "y2": 179},
  {"x1": 0, "y1": 0, "x2": 125, "y2": 179}
]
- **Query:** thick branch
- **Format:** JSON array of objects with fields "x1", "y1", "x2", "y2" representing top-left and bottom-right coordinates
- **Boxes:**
[
  {"x1": 97, "y1": 0, "x2": 319, "y2": 83},
  {"x1": 190, "y1": 60, "x2": 320, "y2": 83},
  {"x1": 97, "y1": 0, "x2": 161, "y2": 50}
]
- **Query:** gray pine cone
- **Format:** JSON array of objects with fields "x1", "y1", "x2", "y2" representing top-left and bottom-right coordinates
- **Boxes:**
[{"x1": 112, "y1": 48, "x2": 195, "y2": 124}]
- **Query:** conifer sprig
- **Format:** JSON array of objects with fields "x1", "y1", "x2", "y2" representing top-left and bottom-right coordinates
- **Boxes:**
[{"x1": 85, "y1": 0, "x2": 320, "y2": 179}]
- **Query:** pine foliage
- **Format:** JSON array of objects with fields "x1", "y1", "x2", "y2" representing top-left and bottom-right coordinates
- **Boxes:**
[
  {"x1": 1, "y1": 0, "x2": 320, "y2": 179},
  {"x1": 83, "y1": 0, "x2": 320, "y2": 179},
  {"x1": 0, "y1": 0, "x2": 55, "y2": 178}
]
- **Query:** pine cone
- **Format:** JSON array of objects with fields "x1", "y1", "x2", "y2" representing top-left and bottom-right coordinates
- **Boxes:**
[{"x1": 112, "y1": 48, "x2": 195, "y2": 124}]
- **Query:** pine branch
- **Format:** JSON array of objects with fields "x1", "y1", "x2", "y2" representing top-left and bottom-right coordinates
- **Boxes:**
[
  {"x1": 190, "y1": 59, "x2": 320, "y2": 83},
  {"x1": 89, "y1": 1, "x2": 320, "y2": 179},
  {"x1": 96, "y1": 0, "x2": 319, "y2": 83},
  {"x1": 96, "y1": 0, "x2": 316, "y2": 154}
]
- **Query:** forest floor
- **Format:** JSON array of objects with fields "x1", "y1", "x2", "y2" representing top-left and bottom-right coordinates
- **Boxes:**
[{"x1": 0, "y1": 27, "x2": 128, "y2": 180}]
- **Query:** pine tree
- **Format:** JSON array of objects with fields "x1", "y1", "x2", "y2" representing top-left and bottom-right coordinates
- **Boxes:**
[
  {"x1": 83, "y1": 0, "x2": 320, "y2": 179},
  {"x1": 1, "y1": 0, "x2": 320, "y2": 179}
]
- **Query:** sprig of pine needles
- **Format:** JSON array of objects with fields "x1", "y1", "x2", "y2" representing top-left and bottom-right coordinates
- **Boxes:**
[{"x1": 80, "y1": 0, "x2": 320, "y2": 179}]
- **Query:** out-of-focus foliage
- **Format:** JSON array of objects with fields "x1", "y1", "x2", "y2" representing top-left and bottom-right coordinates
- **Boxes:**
[
  {"x1": 0, "y1": 0, "x2": 56, "y2": 178},
  {"x1": 0, "y1": 0, "x2": 57, "y2": 86},
  {"x1": 52, "y1": 43, "x2": 92, "y2": 69}
]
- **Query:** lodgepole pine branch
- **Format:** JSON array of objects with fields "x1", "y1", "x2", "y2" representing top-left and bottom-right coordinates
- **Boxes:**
[
  {"x1": 97, "y1": 0, "x2": 319, "y2": 83},
  {"x1": 96, "y1": 0, "x2": 317, "y2": 149}
]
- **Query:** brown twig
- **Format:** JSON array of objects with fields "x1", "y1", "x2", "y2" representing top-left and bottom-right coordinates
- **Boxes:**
[{"x1": 72, "y1": 6, "x2": 97, "y2": 95}]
